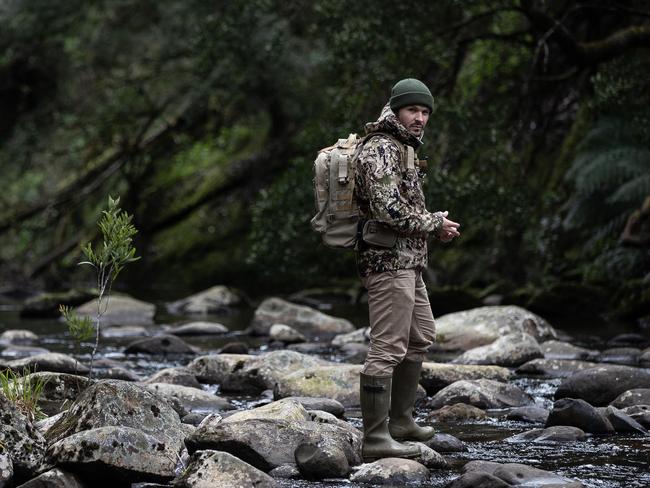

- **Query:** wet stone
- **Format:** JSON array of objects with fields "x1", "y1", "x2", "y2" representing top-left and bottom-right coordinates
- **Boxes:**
[
  {"x1": 166, "y1": 321, "x2": 228, "y2": 336},
  {"x1": 6, "y1": 353, "x2": 89, "y2": 375},
  {"x1": 546, "y1": 398, "x2": 615, "y2": 434},
  {"x1": 504, "y1": 405, "x2": 550, "y2": 423},
  {"x1": 294, "y1": 441, "x2": 350, "y2": 480},
  {"x1": 505, "y1": 425, "x2": 588, "y2": 443},
  {"x1": 516, "y1": 358, "x2": 599, "y2": 378},
  {"x1": 426, "y1": 403, "x2": 487, "y2": 422},
  {"x1": 350, "y1": 458, "x2": 430, "y2": 485},
  {"x1": 166, "y1": 285, "x2": 244, "y2": 315},
  {"x1": 124, "y1": 334, "x2": 197, "y2": 355},
  {"x1": 0, "y1": 329, "x2": 38, "y2": 344},
  {"x1": 452, "y1": 332, "x2": 542, "y2": 367},
  {"x1": 428, "y1": 379, "x2": 534, "y2": 410},
  {"x1": 424, "y1": 433, "x2": 468, "y2": 452},
  {"x1": 75, "y1": 294, "x2": 155, "y2": 326},
  {"x1": 144, "y1": 367, "x2": 201, "y2": 389},
  {"x1": 174, "y1": 450, "x2": 276, "y2": 488},
  {"x1": 604, "y1": 405, "x2": 648, "y2": 434},
  {"x1": 599, "y1": 347, "x2": 642, "y2": 365},
  {"x1": 269, "y1": 324, "x2": 306, "y2": 344},
  {"x1": 282, "y1": 396, "x2": 345, "y2": 418},
  {"x1": 610, "y1": 388, "x2": 650, "y2": 408},
  {"x1": 0, "y1": 345, "x2": 50, "y2": 359},
  {"x1": 14, "y1": 467, "x2": 85, "y2": 488},
  {"x1": 101, "y1": 326, "x2": 149, "y2": 338},
  {"x1": 540, "y1": 340, "x2": 599, "y2": 360}
]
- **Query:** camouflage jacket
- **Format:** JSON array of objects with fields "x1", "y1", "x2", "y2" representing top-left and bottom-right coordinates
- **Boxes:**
[{"x1": 354, "y1": 104, "x2": 443, "y2": 277}]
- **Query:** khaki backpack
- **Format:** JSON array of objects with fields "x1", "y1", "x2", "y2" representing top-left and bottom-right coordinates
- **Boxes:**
[{"x1": 310, "y1": 132, "x2": 416, "y2": 249}]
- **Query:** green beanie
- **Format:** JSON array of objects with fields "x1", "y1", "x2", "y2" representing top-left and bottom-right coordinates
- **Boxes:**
[{"x1": 389, "y1": 78, "x2": 434, "y2": 113}]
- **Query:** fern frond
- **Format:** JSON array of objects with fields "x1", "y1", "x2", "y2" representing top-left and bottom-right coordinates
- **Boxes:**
[{"x1": 607, "y1": 173, "x2": 650, "y2": 204}]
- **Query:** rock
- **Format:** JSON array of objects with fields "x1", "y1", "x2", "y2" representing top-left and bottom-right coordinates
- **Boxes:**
[
  {"x1": 144, "y1": 367, "x2": 201, "y2": 389},
  {"x1": 250, "y1": 297, "x2": 355, "y2": 337},
  {"x1": 452, "y1": 332, "x2": 542, "y2": 367},
  {"x1": 457, "y1": 460, "x2": 585, "y2": 487},
  {"x1": 599, "y1": 347, "x2": 641, "y2": 365},
  {"x1": 221, "y1": 350, "x2": 332, "y2": 394},
  {"x1": 505, "y1": 425, "x2": 587, "y2": 443},
  {"x1": 604, "y1": 405, "x2": 648, "y2": 434},
  {"x1": 75, "y1": 294, "x2": 155, "y2": 325},
  {"x1": 504, "y1": 406, "x2": 550, "y2": 423},
  {"x1": 20, "y1": 289, "x2": 96, "y2": 318},
  {"x1": 222, "y1": 398, "x2": 310, "y2": 424},
  {"x1": 610, "y1": 388, "x2": 650, "y2": 408},
  {"x1": 447, "y1": 471, "x2": 511, "y2": 488},
  {"x1": 144, "y1": 383, "x2": 233, "y2": 414},
  {"x1": 186, "y1": 415, "x2": 362, "y2": 472},
  {"x1": 295, "y1": 442, "x2": 350, "y2": 480},
  {"x1": 273, "y1": 364, "x2": 361, "y2": 407},
  {"x1": 288, "y1": 342, "x2": 329, "y2": 355},
  {"x1": 282, "y1": 396, "x2": 345, "y2": 417},
  {"x1": 424, "y1": 433, "x2": 468, "y2": 452},
  {"x1": 0, "y1": 329, "x2": 38, "y2": 344},
  {"x1": 541, "y1": 340, "x2": 599, "y2": 360},
  {"x1": 350, "y1": 458, "x2": 430, "y2": 485},
  {"x1": 410, "y1": 443, "x2": 448, "y2": 468},
  {"x1": 269, "y1": 324, "x2": 306, "y2": 343},
  {"x1": 546, "y1": 398, "x2": 615, "y2": 434},
  {"x1": 166, "y1": 321, "x2": 228, "y2": 336},
  {"x1": 420, "y1": 362, "x2": 511, "y2": 395},
  {"x1": 0, "y1": 453, "x2": 12, "y2": 487},
  {"x1": 101, "y1": 326, "x2": 149, "y2": 338},
  {"x1": 640, "y1": 348, "x2": 650, "y2": 367},
  {"x1": 166, "y1": 285, "x2": 244, "y2": 315},
  {"x1": 46, "y1": 426, "x2": 178, "y2": 483},
  {"x1": 607, "y1": 333, "x2": 650, "y2": 348},
  {"x1": 268, "y1": 464, "x2": 300, "y2": 479},
  {"x1": 0, "y1": 345, "x2": 50, "y2": 359},
  {"x1": 554, "y1": 365, "x2": 650, "y2": 406},
  {"x1": 26, "y1": 372, "x2": 92, "y2": 416},
  {"x1": 435, "y1": 305, "x2": 556, "y2": 351},
  {"x1": 124, "y1": 334, "x2": 197, "y2": 355},
  {"x1": 174, "y1": 450, "x2": 276, "y2": 487},
  {"x1": 186, "y1": 353, "x2": 254, "y2": 384},
  {"x1": 6, "y1": 353, "x2": 89, "y2": 375},
  {"x1": 93, "y1": 366, "x2": 142, "y2": 381},
  {"x1": 44, "y1": 380, "x2": 185, "y2": 456},
  {"x1": 517, "y1": 358, "x2": 600, "y2": 378},
  {"x1": 13, "y1": 468, "x2": 84, "y2": 488},
  {"x1": 426, "y1": 403, "x2": 487, "y2": 421},
  {"x1": 35, "y1": 412, "x2": 65, "y2": 437},
  {"x1": 0, "y1": 393, "x2": 46, "y2": 479},
  {"x1": 622, "y1": 405, "x2": 650, "y2": 429},
  {"x1": 288, "y1": 287, "x2": 357, "y2": 308},
  {"x1": 338, "y1": 343, "x2": 369, "y2": 363},
  {"x1": 428, "y1": 379, "x2": 534, "y2": 410},
  {"x1": 331, "y1": 327, "x2": 369, "y2": 347},
  {"x1": 218, "y1": 342, "x2": 249, "y2": 354}
]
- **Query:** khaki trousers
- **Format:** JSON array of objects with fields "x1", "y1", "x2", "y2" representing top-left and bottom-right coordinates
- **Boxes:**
[{"x1": 361, "y1": 269, "x2": 436, "y2": 376}]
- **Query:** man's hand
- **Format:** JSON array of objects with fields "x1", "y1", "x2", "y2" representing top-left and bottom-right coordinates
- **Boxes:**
[{"x1": 439, "y1": 211, "x2": 460, "y2": 242}]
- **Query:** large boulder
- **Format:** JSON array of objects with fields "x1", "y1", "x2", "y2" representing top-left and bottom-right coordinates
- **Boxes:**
[
  {"x1": 282, "y1": 396, "x2": 345, "y2": 418},
  {"x1": 274, "y1": 364, "x2": 362, "y2": 407},
  {"x1": 26, "y1": 372, "x2": 93, "y2": 416},
  {"x1": 452, "y1": 332, "x2": 542, "y2": 367},
  {"x1": 124, "y1": 334, "x2": 197, "y2": 355},
  {"x1": 294, "y1": 442, "x2": 350, "y2": 480},
  {"x1": 44, "y1": 380, "x2": 185, "y2": 455},
  {"x1": 186, "y1": 354, "x2": 254, "y2": 384},
  {"x1": 75, "y1": 295, "x2": 155, "y2": 326},
  {"x1": 144, "y1": 383, "x2": 234, "y2": 415},
  {"x1": 221, "y1": 350, "x2": 332, "y2": 394},
  {"x1": 603, "y1": 406, "x2": 648, "y2": 434},
  {"x1": 250, "y1": 297, "x2": 355, "y2": 337},
  {"x1": 420, "y1": 362, "x2": 511, "y2": 395},
  {"x1": 46, "y1": 426, "x2": 178, "y2": 483},
  {"x1": 269, "y1": 324, "x2": 306, "y2": 344},
  {"x1": 428, "y1": 379, "x2": 534, "y2": 410},
  {"x1": 6, "y1": 353, "x2": 89, "y2": 375},
  {"x1": 554, "y1": 365, "x2": 650, "y2": 406},
  {"x1": 546, "y1": 398, "x2": 615, "y2": 434},
  {"x1": 504, "y1": 406, "x2": 550, "y2": 424},
  {"x1": 222, "y1": 398, "x2": 310, "y2": 423},
  {"x1": 166, "y1": 285, "x2": 244, "y2": 315},
  {"x1": 517, "y1": 359, "x2": 600, "y2": 378},
  {"x1": 174, "y1": 450, "x2": 276, "y2": 488},
  {"x1": 350, "y1": 458, "x2": 430, "y2": 485},
  {"x1": 426, "y1": 403, "x2": 487, "y2": 422},
  {"x1": 435, "y1": 305, "x2": 556, "y2": 351},
  {"x1": 0, "y1": 393, "x2": 46, "y2": 480}
]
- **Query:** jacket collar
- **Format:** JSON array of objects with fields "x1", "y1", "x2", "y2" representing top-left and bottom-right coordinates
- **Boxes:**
[{"x1": 364, "y1": 103, "x2": 422, "y2": 149}]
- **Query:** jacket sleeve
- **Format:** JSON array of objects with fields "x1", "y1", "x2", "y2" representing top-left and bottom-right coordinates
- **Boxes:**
[{"x1": 357, "y1": 138, "x2": 443, "y2": 236}]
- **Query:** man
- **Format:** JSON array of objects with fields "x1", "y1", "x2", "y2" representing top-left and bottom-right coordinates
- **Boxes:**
[{"x1": 354, "y1": 78, "x2": 461, "y2": 460}]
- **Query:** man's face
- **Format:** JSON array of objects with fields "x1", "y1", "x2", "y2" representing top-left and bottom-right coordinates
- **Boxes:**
[{"x1": 397, "y1": 105, "x2": 430, "y2": 137}]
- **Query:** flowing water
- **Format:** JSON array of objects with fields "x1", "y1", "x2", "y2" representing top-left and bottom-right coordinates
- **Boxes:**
[{"x1": 1, "y1": 295, "x2": 649, "y2": 488}]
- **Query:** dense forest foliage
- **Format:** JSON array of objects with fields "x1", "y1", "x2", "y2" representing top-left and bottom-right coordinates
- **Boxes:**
[{"x1": 0, "y1": 0, "x2": 648, "y2": 321}]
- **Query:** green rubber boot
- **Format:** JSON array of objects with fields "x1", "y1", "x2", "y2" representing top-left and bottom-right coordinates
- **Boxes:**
[
  {"x1": 360, "y1": 373, "x2": 421, "y2": 461},
  {"x1": 388, "y1": 360, "x2": 435, "y2": 441}
]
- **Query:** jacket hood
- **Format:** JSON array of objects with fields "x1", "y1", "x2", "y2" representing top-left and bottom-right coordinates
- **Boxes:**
[{"x1": 364, "y1": 103, "x2": 422, "y2": 148}]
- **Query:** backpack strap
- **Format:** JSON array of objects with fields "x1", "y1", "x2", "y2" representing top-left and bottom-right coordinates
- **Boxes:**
[{"x1": 362, "y1": 132, "x2": 415, "y2": 172}]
